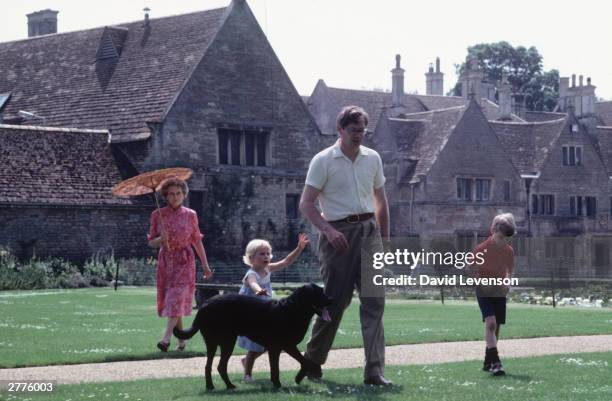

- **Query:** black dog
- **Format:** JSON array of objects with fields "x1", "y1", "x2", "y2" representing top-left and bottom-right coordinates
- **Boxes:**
[{"x1": 174, "y1": 283, "x2": 332, "y2": 390}]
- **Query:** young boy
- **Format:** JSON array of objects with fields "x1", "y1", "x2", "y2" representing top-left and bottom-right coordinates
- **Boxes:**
[{"x1": 472, "y1": 213, "x2": 516, "y2": 376}]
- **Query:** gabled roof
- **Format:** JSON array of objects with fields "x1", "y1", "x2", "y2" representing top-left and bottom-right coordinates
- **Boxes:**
[
  {"x1": 593, "y1": 126, "x2": 612, "y2": 176},
  {"x1": 489, "y1": 117, "x2": 567, "y2": 175},
  {"x1": 307, "y1": 85, "x2": 427, "y2": 135},
  {"x1": 0, "y1": 7, "x2": 228, "y2": 142},
  {"x1": 307, "y1": 81, "x2": 523, "y2": 135},
  {"x1": 405, "y1": 106, "x2": 468, "y2": 179},
  {"x1": 0, "y1": 124, "x2": 141, "y2": 206},
  {"x1": 377, "y1": 105, "x2": 468, "y2": 182},
  {"x1": 412, "y1": 94, "x2": 465, "y2": 111},
  {"x1": 595, "y1": 101, "x2": 612, "y2": 126}
]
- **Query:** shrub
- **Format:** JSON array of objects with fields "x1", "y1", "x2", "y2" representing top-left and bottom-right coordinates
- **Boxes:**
[
  {"x1": 118, "y1": 257, "x2": 157, "y2": 286},
  {"x1": 0, "y1": 247, "x2": 162, "y2": 290},
  {"x1": 83, "y1": 253, "x2": 117, "y2": 286},
  {"x1": 17, "y1": 259, "x2": 51, "y2": 289},
  {"x1": 0, "y1": 247, "x2": 20, "y2": 290}
]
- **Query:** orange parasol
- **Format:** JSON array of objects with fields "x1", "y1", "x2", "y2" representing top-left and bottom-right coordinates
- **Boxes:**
[{"x1": 111, "y1": 167, "x2": 193, "y2": 198}]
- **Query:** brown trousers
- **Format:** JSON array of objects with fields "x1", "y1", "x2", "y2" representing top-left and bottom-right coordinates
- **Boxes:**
[{"x1": 305, "y1": 218, "x2": 385, "y2": 378}]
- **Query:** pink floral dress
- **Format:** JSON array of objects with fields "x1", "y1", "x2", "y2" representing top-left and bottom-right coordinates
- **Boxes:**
[{"x1": 147, "y1": 206, "x2": 203, "y2": 317}]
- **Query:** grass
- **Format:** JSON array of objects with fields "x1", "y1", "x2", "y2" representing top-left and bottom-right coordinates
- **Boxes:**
[
  {"x1": 4, "y1": 352, "x2": 611, "y2": 401},
  {"x1": 0, "y1": 287, "x2": 611, "y2": 368}
]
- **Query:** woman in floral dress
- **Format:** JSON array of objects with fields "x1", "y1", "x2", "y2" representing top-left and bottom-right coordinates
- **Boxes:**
[{"x1": 147, "y1": 177, "x2": 213, "y2": 352}]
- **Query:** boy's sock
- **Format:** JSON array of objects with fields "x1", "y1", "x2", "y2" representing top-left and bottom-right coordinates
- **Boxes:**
[
  {"x1": 482, "y1": 347, "x2": 493, "y2": 371},
  {"x1": 488, "y1": 347, "x2": 500, "y2": 363}
]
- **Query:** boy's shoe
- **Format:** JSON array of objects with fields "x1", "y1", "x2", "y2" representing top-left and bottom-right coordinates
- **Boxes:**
[
  {"x1": 243, "y1": 374, "x2": 254, "y2": 382},
  {"x1": 490, "y1": 361, "x2": 505, "y2": 376}
]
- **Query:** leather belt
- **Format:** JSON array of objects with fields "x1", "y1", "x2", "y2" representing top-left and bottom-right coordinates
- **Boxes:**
[{"x1": 329, "y1": 213, "x2": 374, "y2": 224}]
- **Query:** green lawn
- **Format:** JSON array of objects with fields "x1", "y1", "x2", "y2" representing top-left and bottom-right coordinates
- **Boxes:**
[
  {"x1": 0, "y1": 287, "x2": 611, "y2": 368},
  {"x1": 6, "y1": 352, "x2": 611, "y2": 401}
]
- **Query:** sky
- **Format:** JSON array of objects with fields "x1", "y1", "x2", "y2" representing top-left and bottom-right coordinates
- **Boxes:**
[{"x1": 1, "y1": 0, "x2": 611, "y2": 100}]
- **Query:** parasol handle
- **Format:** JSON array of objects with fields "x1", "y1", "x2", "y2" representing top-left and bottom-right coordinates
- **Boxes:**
[{"x1": 153, "y1": 192, "x2": 168, "y2": 248}]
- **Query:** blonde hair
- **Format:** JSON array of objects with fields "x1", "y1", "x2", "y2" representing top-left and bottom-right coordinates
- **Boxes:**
[
  {"x1": 491, "y1": 213, "x2": 516, "y2": 236},
  {"x1": 243, "y1": 239, "x2": 273, "y2": 266}
]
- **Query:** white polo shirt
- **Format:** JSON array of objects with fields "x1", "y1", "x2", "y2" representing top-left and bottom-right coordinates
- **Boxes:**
[{"x1": 305, "y1": 140, "x2": 385, "y2": 221}]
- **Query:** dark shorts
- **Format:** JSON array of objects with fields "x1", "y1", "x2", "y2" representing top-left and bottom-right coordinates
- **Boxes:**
[{"x1": 476, "y1": 295, "x2": 507, "y2": 325}]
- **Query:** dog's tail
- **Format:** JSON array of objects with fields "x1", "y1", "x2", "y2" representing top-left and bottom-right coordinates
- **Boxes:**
[{"x1": 173, "y1": 316, "x2": 200, "y2": 340}]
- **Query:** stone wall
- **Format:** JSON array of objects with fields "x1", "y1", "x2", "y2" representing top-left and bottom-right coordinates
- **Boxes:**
[{"x1": 0, "y1": 205, "x2": 152, "y2": 263}]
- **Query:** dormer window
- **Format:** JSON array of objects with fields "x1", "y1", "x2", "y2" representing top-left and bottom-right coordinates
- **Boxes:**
[
  {"x1": 0, "y1": 93, "x2": 9, "y2": 110},
  {"x1": 0, "y1": 92, "x2": 9, "y2": 123}
]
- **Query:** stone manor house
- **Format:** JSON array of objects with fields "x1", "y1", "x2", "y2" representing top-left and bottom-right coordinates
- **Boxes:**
[{"x1": 1, "y1": 1, "x2": 611, "y2": 277}]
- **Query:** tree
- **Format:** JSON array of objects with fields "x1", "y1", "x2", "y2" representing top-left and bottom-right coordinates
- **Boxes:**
[{"x1": 450, "y1": 42, "x2": 559, "y2": 112}]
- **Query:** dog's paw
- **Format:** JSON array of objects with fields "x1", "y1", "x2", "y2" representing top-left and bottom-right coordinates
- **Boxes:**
[
  {"x1": 272, "y1": 380, "x2": 282, "y2": 388},
  {"x1": 226, "y1": 383, "x2": 236, "y2": 390},
  {"x1": 205, "y1": 384, "x2": 215, "y2": 391},
  {"x1": 295, "y1": 369, "x2": 306, "y2": 384}
]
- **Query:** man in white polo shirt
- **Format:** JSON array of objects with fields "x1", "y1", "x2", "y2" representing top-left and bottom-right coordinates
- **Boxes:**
[{"x1": 299, "y1": 105, "x2": 391, "y2": 386}]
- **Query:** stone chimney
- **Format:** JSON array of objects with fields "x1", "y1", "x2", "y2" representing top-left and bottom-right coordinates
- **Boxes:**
[
  {"x1": 425, "y1": 57, "x2": 444, "y2": 96},
  {"x1": 498, "y1": 72, "x2": 512, "y2": 119},
  {"x1": 461, "y1": 56, "x2": 484, "y2": 102},
  {"x1": 558, "y1": 74, "x2": 596, "y2": 116},
  {"x1": 559, "y1": 77, "x2": 569, "y2": 101},
  {"x1": 391, "y1": 54, "x2": 405, "y2": 107},
  {"x1": 27, "y1": 9, "x2": 58, "y2": 38}
]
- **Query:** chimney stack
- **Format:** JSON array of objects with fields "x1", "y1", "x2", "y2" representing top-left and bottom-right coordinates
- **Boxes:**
[
  {"x1": 391, "y1": 54, "x2": 405, "y2": 107},
  {"x1": 27, "y1": 9, "x2": 58, "y2": 38},
  {"x1": 461, "y1": 55, "x2": 484, "y2": 102},
  {"x1": 425, "y1": 57, "x2": 444, "y2": 96},
  {"x1": 143, "y1": 7, "x2": 150, "y2": 28},
  {"x1": 498, "y1": 72, "x2": 512, "y2": 119},
  {"x1": 558, "y1": 74, "x2": 596, "y2": 116}
]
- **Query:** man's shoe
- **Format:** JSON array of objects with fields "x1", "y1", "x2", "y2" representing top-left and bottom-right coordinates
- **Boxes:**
[
  {"x1": 364, "y1": 375, "x2": 393, "y2": 386},
  {"x1": 306, "y1": 362, "x2": 322, "y2": 381},
  {"x1": 295, "y1": 358, "x2": 322, "y2": 384},
  {"x1": 490, "y1": 361, "x2": 505, "y2": 376}
]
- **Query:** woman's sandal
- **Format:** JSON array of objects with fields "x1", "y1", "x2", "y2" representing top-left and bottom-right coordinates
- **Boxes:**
[{"x1": 157, "y1": 341, "x2": 169, "y2": 352}]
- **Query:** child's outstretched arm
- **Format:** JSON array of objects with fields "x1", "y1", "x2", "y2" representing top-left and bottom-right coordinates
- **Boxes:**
[
  {"x1": 245, "y1": 274, "x2": 268, "y2": 296},
  {"x1": 268, "y1": 233, "x2": 309, "y2": 272}
]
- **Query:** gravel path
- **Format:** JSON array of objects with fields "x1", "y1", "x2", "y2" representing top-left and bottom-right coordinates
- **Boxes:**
[{"x1": 1, "y1": 335, "x2": 611, "y2": 384}]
